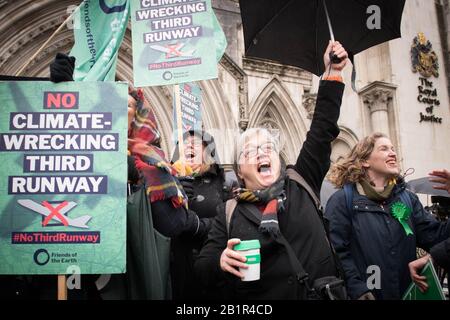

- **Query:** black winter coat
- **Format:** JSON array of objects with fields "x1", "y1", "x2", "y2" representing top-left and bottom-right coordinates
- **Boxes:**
[
  {"x1": 430, "y1": 237, "x2": 450, "y2": 270},
  {"x1": 194, "y1": 80, "x2": 344, "y2": 300},
  {"x1": 325, "y1": 181, "x2": 450, "y2": 300},
  {"x1": 171, "y1": 165, "x2": 230, "y2": 300}
]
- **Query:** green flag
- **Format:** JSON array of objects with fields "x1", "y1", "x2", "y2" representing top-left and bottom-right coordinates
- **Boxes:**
[
  {"x1": 212, "y1": 11, "x2": 227, "y2": 63},
  {"x1": 70, "y1": 0, "x2": 130, "y2": 81}
]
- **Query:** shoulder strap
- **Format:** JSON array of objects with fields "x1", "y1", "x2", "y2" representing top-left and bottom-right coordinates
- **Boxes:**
[
  {"x1": 286, "y1": 168, "x2": 346, "y2": 282},
  {"x1": 343, "y1": 184, "x2": 354, "y2": 213},
  {"x1": 286, "y1": 168, "x2": 320, "y2": 210},
  {"x1": 225, "y1": 199, "x2": 237, "y2": 237},
  {"x1": 275, "y1": 234, "x2": 310, "y2": 284}
]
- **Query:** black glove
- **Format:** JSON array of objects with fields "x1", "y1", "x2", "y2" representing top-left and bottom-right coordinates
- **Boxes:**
[
  {"x1": 49, "y1": 53, "x2": 76, "y2": 83},
  {"x1": 178, "y1": 176, "x2": 195, "y2": 200},
  {"x1": 195, "y1": 217, "x2": 212, "y2": 240},
  {"x1": 183, "y1": 211, "x2": 212, "y2": 240}
]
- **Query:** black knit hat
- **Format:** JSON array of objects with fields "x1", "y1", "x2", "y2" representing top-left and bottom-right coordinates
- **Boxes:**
[{"x1": 171, "y1": 130, "x2": 220, "y2": 164}]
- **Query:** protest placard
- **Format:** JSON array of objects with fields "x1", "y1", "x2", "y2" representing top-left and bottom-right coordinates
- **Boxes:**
[
  {"x1": 131, "y1": 0, "x2": 221, "y2": 86},
  {"x1": 173, "y1": 82, "x2": 202, "y2": 136},
  {"x1": 402, "y1": 260, "x2": 446, "y2": 300},
  {"x1": 0, "y1": 81, "x2": 128, "y2": 275}
]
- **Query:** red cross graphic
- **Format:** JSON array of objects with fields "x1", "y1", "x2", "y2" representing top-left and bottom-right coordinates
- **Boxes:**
[
  {"x1": 165, "y1": 44, "x2": 183, "y2": 59},
  {"x1": 42, "y1": 201, "x2": 69, "y2": 226}
]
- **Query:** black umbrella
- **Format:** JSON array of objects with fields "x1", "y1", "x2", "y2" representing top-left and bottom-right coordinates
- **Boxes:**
[
  {"x1": 407, "y1": 177, "x2": 450, "y2": 198},
  {"x1": 0, "y1": 75, "x2": 48, "y2": 81},
  {"x1": 239, "y1": 0, "x2": 405, "y2": 76}
]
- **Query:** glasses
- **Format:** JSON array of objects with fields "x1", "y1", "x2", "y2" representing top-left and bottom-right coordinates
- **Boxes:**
[
  {"x1": 184, "y1": 138, "x2": 203, "y2": 148},
  {"x1": 240, "y1": 142, "x2": 276, "y2": 159}
]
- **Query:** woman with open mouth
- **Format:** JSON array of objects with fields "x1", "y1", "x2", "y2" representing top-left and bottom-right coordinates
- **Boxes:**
[
  {"x1": 325, "y1": 133, "x2": 450, "y2": 300},
  {"x1": 195, "y1": 41, "x2": 349, "y2": 300},
  {"x1": 171, "y1": 130, "x2": 232, "y2": 300}
]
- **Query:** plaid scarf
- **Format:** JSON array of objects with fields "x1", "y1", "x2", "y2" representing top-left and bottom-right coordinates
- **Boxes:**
[
  {"x1": 129, "y1": 89, "x2": 187, "y2": 209},
  {"x1": 233, "y1": 176, "x2": 286, "y2": 237},
  {"x1": 129, "y1": 89, "x2": 161, "y2": 147}
]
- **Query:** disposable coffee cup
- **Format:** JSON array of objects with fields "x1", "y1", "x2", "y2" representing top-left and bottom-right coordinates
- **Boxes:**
[{"x1": 233, "y1": 240, "x2": 261, "y2": 281}]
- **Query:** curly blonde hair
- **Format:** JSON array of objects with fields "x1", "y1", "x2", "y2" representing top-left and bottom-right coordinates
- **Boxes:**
[{"x1": 328, "y1": 132, "x2": 388, "y2": 188}]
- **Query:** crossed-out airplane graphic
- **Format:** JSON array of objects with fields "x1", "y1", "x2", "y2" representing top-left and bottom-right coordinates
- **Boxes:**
[
  {"x1": 150, "y1": 42, "x2": 195, "y2": 58},
  {"x1": 18, "y1": 199, "x2": 92, "y2": 229}
]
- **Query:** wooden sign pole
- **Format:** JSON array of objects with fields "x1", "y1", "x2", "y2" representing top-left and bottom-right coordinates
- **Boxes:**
[
  {"x1": 174, "y1": 84, "x2": 186, "y2": 176},
  {"x1": 15, "y1": 7, "x2": 79, "y2": 76},
  {"x1": 57, "y1": 274, "x2": 67, "y2": 300}
]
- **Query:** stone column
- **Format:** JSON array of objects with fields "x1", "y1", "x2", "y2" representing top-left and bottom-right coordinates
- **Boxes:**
[{"x1": 362, "y1": 89, "x2": 392, "y2": 135}]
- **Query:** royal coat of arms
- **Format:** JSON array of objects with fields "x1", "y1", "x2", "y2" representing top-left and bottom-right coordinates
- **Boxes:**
[{"x1": 411, "y1": 32, "x2": 439, "y2": 78}]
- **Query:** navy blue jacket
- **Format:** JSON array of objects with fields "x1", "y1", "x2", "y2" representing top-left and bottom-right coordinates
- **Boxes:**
[{"x1": 325, "y1": 180, "x2": 450, "y2": 300}]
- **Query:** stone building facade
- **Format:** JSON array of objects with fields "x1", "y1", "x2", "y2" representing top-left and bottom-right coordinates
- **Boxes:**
[{"x1": 0, "y1": 0, "x2": 449, "y2": 179}]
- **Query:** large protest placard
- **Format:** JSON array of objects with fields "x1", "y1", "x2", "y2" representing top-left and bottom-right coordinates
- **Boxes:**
[
  {"x1": 402, "y1": 260, "x2": 446, "y2": 300},
  {"x1": 0, "y1": 81, "x2": 128, "y2": 275},
  {"x1": 130, "y1": 0, "x2": 220, "y2": 86}
]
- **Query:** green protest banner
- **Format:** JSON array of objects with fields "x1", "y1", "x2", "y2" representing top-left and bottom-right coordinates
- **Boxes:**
[
  {"x1": 402, "y1": 260, "x2": 446, "y2": 300},
  {"x1": 212, "y1": 11, "x2": 227, "y2": 63},
  {"x1": 0, "y1": 81, "x2": 128, "y2": 275},
  {"x1": 130, "y1": 0, "x2": 225, "y2": 86},
  {"x1": 172, "y1": 82, "x2": 202, "y2": 170},
  {"x1": 173, "y1": 82, "x2": 202, "y2": 142},
  {"x1": 70, "y1": 0, "x2": 130, "y2": 81}
]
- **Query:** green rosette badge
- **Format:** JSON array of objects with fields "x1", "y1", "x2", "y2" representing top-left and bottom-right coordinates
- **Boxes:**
[{"x1": 391, "y1": 202, "x2": 413, "y2": 236}]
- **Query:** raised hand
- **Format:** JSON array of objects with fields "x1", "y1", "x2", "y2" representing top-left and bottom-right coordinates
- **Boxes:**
[
  {"x1": 323, "y1": 41, "x2": 348, "y2": 76},
  {"x1": 429, "y1": 169, "x2": 450, "y2": 194}
]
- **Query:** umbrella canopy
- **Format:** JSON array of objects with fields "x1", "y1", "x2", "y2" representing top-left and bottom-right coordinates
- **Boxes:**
[
  {"x1": 239, "y1": 0, "x2": 405, "y2": 75},
  {"x1": 406, "y1": 177, "x2": 450, "y2": 198},
  {"x1": 0, "y1": 75, "x2": 48, "y2": 81}
]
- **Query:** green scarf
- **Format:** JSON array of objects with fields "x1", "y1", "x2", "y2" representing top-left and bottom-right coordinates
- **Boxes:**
[{"x1": 359, "y1": 178, "x2": 395, "y2": 202}]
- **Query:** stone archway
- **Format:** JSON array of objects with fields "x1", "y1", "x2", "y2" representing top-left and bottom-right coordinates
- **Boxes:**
[
  {"x1": 247, "y1": 75, "x2": 309, "y2": 164},
  {"x1": 331, "y1": 126, "x2": 359, "y2": 163}
]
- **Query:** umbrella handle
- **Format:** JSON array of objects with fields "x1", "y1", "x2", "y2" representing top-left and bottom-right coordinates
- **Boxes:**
[{"x1": 329, "y1": 51, "x2": 342, "y2": 64}]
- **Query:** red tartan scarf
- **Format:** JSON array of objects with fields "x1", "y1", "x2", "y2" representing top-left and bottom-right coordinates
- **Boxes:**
[{"x1": 129, "y1": 89, "x2": 187, "y2": 208}]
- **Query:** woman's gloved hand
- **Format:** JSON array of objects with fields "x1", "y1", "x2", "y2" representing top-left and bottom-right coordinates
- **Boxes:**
[
  {"x1": 50, "y1": 53, "x2": 76, "y2": 82},
  {"x1": 178, "y1": 176, "x2": 195, "y2": 200}
]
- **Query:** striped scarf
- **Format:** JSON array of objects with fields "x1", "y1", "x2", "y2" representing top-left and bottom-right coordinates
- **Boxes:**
[
  {"x1": 234, "y1": 177, "x2": 286, "y2": 237},
  {"x1": 129, "y1": 88, "x2": 187, "y2": 208}
]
